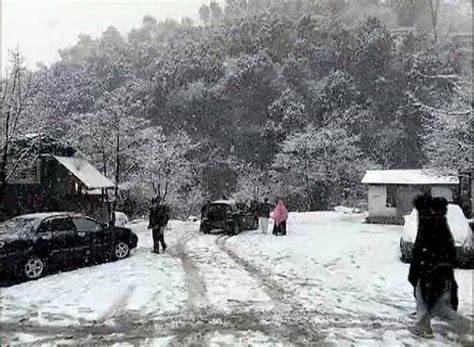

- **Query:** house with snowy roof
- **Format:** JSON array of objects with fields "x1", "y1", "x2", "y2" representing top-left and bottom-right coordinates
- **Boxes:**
[
  {"x1": 361, "y1": 169, "x2": 460, "y2": 224},
  {"x1": 1, "y1": 134, "x2": 114, "y2": 221}
]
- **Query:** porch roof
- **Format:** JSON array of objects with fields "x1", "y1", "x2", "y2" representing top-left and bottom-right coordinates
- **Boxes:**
[
  {"x1": 362, "y1": 170, "x2": 459, "y2": 185},
  {"x1": 53, "y1": 156, "x2": 115, "y2": 190}
]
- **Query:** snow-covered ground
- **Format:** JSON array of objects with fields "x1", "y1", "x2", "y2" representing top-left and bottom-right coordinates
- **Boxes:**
[
  {"x1": 1, "y1": 212, "x2": 472, "y2": 345},
  {"x1": 1, "y1": 221, "x2": 190, "y2": 344},
  {"x1": 225, "y1": 212, "x2": 473, "y2": 345},
  {"x1": 184, "y1": 234, "x2": 273, "y2": 312}
]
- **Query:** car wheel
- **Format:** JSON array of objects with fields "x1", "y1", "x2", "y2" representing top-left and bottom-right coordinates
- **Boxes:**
[
  {"x1": 23, "y1": 256, "x2": 45, "y2": 280},
  {"x1": 114, "y1": 241, "x2": 130, "y2": 260}
]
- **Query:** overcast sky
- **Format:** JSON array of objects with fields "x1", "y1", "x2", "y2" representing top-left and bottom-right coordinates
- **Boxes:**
[{"x1": 2, "y1": 0, "x2": 209, "y2": 70}]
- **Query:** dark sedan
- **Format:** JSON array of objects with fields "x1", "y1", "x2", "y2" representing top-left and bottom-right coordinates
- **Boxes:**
[
  {"x1": 200, "y1": 200, "x2": 258, "y2": 235},
  {"x1": 0, "y1": 212, "x2": 138, "y2": 280}
]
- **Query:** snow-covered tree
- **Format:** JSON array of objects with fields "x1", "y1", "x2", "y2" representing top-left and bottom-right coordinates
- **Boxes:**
[
  {"x1": 232, "y1": 162, "x2": 274, "y2": 203},
  {"x1": 8, "y1": 4, "x2": 469, "y2": 215},
  {"x1": 0, "y1": 49, "x2": 38, "y2": 205},
  {"x1": 424, "y1": 78, "x2": 472, "y2": 173},
  {"x1": 66, "y1": 112, "x2": 116, "y2": 177},
  {"x1": 268, "y1": 88, "x2": 306, "y2": 133},
  {"x1": 273, "y1": 125, "x2": 370, "y2": 210},
  {"x1": 136, "y1": 127, "x2": 194, "y2": 205}
]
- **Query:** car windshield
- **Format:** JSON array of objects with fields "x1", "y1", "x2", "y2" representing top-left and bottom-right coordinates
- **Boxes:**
[
  {"x1": 0, "y1": 217, "x2": 40, "y2": 234},
  {"x1": 205, "y1": 204, "x2": 233, "y2": 220}
]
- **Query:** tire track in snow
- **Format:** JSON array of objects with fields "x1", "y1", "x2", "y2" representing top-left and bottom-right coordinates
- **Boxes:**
[
  {"x1": 3, "y1": 299, "x2": 470, "y2": 345},
  {"x1": 215, "y1": 234, "x2": 423, "y2": 342},
  {"x1": 215, "y1": 234, "x2": 291, "y2": 306},
  {"x1": 169, "y1": 231, "x2": 209, "y2": 313},
  {"x1": 215, "y1": 234, "x2": 323, "y2": 344}
]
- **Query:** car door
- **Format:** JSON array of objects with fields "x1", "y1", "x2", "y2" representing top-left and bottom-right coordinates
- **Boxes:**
[
  {"x1": 37, "y1": 216, "x2": 78, "y2": 267},
  {"x1": 72, "y1": 217, "x2": 112, "y2": 259}
]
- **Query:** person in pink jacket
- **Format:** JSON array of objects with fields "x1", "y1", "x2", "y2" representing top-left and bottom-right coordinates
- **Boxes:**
[{"x1": 272, "y1": 200, "x2": 288, "y2": 236}]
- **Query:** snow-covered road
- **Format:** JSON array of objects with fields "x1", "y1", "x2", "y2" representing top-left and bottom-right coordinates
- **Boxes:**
[{"x1": 1, "y1": 213, "x2": 472, "y2": 346}]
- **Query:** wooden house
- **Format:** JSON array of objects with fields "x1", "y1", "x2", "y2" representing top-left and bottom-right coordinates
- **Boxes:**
[{"x1": 1, "y1": 134, "x2": 114, "y2": 222}]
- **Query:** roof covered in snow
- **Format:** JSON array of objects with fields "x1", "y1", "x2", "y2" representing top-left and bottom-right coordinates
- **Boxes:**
[
  {"x1": 54, "y1": 156, "x2": 115, "y2": 189},
  {"x1": 362, "y1": 170, "x2": 459, "y2": 185},
  {"x1": 211, "y1": 200, "x2": 236, "y2": 205}
]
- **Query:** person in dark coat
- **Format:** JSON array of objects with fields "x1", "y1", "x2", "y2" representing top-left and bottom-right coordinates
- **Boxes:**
[
  {"x1": 408, "y1": 194, "x2": 470, "y2": 337},
  {"x1": 148, "y1": 197, "x2": 170, "y2": 254},
  {"x1": 257, "y1": 198, "x2": 272, "y2": 234}
]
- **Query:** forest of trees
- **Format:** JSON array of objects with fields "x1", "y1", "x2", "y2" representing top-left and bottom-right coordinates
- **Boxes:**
[{"x1": 1, "y1": 0, "x2": 472, "y2": 216}]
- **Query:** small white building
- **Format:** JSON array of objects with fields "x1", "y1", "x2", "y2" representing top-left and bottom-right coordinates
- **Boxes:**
[{"x1": 361, "y1": 169, "x2": 459, "y2": 224}]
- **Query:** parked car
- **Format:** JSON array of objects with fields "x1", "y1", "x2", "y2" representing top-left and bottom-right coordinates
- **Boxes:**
[
  {"x1": 400, "y1": 204, "x2": 473, "y2": 267},
  {"x1": 0, "y1": 212, "x2": 138, "y2": 280},
  {"x1": 200, "y1": 200, "x2": 258, "y2": 235}
]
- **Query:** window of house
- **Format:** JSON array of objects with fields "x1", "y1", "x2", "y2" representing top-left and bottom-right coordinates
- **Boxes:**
[{"x1": 386, "y1": 185, "x2": 397, "y2": 208}]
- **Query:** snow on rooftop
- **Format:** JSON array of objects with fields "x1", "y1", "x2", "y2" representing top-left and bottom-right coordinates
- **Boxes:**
[
  {"x1": 211, "y1": 200, "x2": 236, "y2": 205},
  {"x1": 362, "y1": 169, "x2": 459, "y2": 185},
  {"x1": 23, "y1": 133, "x2": 42, "y2": 139},
  {"x1": 54, "y1": 156, "x2": 114, "y2": 189},
  {"x1": 86, "y1": 188, "x2": 106, "y2": 196}
]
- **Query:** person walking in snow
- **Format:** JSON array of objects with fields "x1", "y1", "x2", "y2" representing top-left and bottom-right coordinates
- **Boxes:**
[
  {"x1": 408, "y1": 194, "x2": 471, "y2": 338},
  {"x1": 272, "y1": 200, "x2": 288, "y2": 236},
  {"x1": 148, "y1": 197, "x2": 170, "y2": 254},
  {"x1": 257, "y1": 198, "x2": 272, "y2": 234}
]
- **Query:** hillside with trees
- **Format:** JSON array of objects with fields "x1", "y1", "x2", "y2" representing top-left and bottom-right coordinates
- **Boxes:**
[{"x1": 1, "y1": 0, "x2": 472, "y2": 216}]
